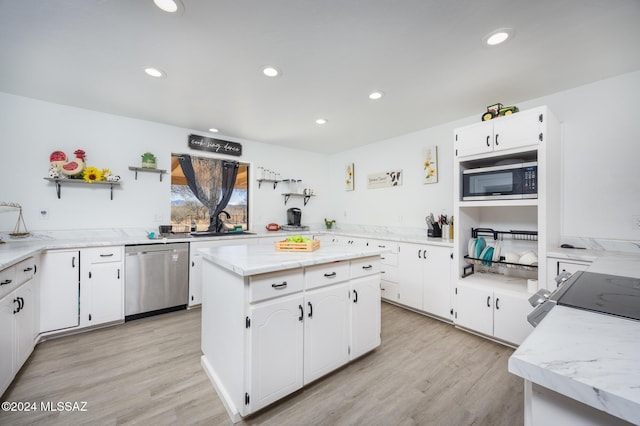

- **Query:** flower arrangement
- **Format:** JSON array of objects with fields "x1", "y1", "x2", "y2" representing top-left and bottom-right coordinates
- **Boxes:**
[{"x1": 82, "y1": 167, "x2": 111, "y2": 183}]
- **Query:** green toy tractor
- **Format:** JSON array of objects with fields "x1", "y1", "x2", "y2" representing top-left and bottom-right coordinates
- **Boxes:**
[{"x1": 482, "y1": 103, "x2": 519, "y2": 121}]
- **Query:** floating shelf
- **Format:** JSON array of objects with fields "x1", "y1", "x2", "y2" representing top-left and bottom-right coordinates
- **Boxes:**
[
  {"x1": 44, "y1": 177, "x2": 120, "y2": 200},
  {"x1": 129, "y1": 166, "x2": 167, "y2": 182},
  {"x1": 257, "y1": 178, "x2": 281, "y2": 189},
  {"x1": 282, "y1": 193, "x2": 314, "y2": 206}
]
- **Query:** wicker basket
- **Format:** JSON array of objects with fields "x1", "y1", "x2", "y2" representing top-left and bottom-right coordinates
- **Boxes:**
[{"x1": 275, "y1": 239, "x2": 320, "y2": 252}]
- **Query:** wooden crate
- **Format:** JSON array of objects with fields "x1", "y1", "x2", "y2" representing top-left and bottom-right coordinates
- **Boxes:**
[{"x1": 275, "y1": 239, "x2": 320, "y2": 252}]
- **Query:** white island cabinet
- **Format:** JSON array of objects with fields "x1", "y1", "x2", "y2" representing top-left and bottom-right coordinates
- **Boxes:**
[{"x1": 199, "y1": 244, "x2": 385, "y2": 423}]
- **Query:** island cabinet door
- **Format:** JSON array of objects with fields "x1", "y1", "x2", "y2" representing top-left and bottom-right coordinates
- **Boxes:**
[
  {"x1": 303, "y1": 282, "x2": 350, "y2": 384},
  {"x1": 350, "y1": 274, "x2": 381, "y2": 360},
  {"x1": 248, "y1": 293, "x2": 304, "y2": 413}
]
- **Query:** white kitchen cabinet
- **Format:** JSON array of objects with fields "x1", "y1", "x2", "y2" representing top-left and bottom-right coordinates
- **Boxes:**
[
  {"x1": 304, "y1": 282, "x2": 350, "y2": 383},
  {"x1": 455, "y1": 281, "x2": 533, "y2": 346},
  {"x1": 350, "y1": 274, "x2": 381, "y2": 359},
  {"x1": 397, "y1": 243, "x2": 453, "y2": 319},
  {"x1": 0, "y1": 259, "x2": 38, "y2": 397},
  {"x1": 248, "y1": 292, "x2": 304, "y2": 413},
  {"x1": 80, "y1": 246, "x2": 123, "y2": 327},
  {"x1": 454, "y1": 107, "x2": 545, "y2": 158},
  {"x1": 40, "y1": 250, "x2": 80, "y2": 333}
]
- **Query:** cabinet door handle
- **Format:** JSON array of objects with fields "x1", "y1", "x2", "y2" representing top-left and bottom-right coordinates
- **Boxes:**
[
  {"x1": 307, "y1": 301, "x2": 313, "y2": 318},
  {"x1": 19, "y1": 297, "x2": 24, "y2": 311},
  {"x1": 422, "y1": 249, "x2": 427, "y2": 260},
  {"x1": 100, "y1": 253, "x2": 114, "y2": 257},
  {"x1": 72, "y1": 256, "x2": 76, "y2": 268},
  {"x1": 487, "y1": 296, "x2": 491, "y2": 308},
  {"x1": 271, "y1": 282, "x2": 288, "y2": 289},
  {"x1": 117, "y1": 268, "x2": 120, "y2": 279},
  {"x1": 496, "y1": 298, "x2": 500, "y2": 310},
  {"x1": 495, "y1": 133, "x2": 499, "y2": 146},
  {"x1": 353, "y1": 289, "x2": 358, "y2": 303},
  {"x1": 486, "y1": 135, "x2": 491, "y2": 147},
  {"x1": 298, "y1": 305, "x2": 304, "y2": 321},
  {"x1": 88, "y1": 271, "x2": 92, "y2": 279},
  {"x1": 417, "y1": 249, "x2": 422, "y2": 259},
  {"x1": 13, "y1": 298, "x2": 20, "y2": 314},
  {"x1": 324, "y1": 272, "x2": 336, "y2": 278},
  {"x1": 0, "y1": 279, "x2": 12, "y2": 286}
]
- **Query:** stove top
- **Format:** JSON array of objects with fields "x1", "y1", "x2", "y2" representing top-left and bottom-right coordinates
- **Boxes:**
[{"x1": 554, "y1": 271, "x2": 640, "y2": 321}]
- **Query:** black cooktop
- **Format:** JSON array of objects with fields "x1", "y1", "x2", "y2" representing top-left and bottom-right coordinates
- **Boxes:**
[{"x1": 554, "y1": 271, "x2": 640, "y2": 321}]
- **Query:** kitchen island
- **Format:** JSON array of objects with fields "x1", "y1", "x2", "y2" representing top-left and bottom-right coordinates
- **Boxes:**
[
  {"x1": 508, "y1": 255, "x2": 640, "y2": 425},
  {"x1": 199, "y1": 244, "x2": 387, "y2": 423}
]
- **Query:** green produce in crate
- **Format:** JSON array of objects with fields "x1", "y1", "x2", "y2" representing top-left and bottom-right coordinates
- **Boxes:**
[{"x1": 286, "y1": 235, "x2": 311, "y2": 243}]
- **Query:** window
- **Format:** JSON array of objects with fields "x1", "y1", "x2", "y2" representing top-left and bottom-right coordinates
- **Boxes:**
[{"x1": 170, "y1": 153, "x2": 248, "y2": 232}]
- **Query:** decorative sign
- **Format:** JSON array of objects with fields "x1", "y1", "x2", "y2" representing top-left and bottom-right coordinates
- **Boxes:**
[
  {"x1": 188, "y1": 134, "x2": 242, "y2": 157},
  {"x1": 345, "y1": 163, "x2": 354, "y2": 191},
  {"x1": 423, "y1": 145, "x2": 438, "y2": 184},
  {"x1": 367, "y1": 170, "x2": 402, "y2": 189}
]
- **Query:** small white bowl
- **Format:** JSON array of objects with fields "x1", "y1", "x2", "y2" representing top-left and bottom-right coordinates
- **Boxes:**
[
  {"x1": 504, "y1": 252, "x2": 519, "y2": 264},
  {"x1": 519, "y1": 251, "x2": 538, "y2": 265}
]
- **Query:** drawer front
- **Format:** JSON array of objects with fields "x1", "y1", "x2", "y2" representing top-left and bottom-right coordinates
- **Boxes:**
[
  {"x1": 380, "y1": 252, "x2": 398, "y2": 266},
  {"x1": 15, "y1": 257, "x2": 36, "y2": 285},
  {"x1": 370, "y1": 240, "x2": 398, "y2": 253},
  {"x1": 380, "y1": 264, "x2": 399, "y2": 283},
  {"x1": 250, "y1": 268, "x2": 304, "y2": 303},
  {"x1": 305, "y1": 261, "x2": 350, "y2": 290},
  {"x1": 83, "y1": 246, "x2": 123, "y2": 264},
  {"x1": 0, "y1": 265, "x2": 17, "y2": 299},
  {"x1": 350, "y1": 257, "x2": 381, "y2": 279}
]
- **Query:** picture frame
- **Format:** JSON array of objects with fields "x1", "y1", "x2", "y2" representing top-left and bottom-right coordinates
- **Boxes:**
[
  {"x1": 345, "y1": 163, "x2": 354, "y2": 191},
  {"x1": 423, "y1": 145, "x2": 438, "y2": 184}
]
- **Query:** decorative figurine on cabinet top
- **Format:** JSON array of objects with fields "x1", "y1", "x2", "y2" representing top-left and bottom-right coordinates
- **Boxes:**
[{"x1": 481, "y1": 103, "x2": 519, "y2": 121}]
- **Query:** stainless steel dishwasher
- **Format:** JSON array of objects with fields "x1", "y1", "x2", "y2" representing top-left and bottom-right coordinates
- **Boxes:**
[{"x1": 124, "y1": 243, "x2": 189, "y2": 321}]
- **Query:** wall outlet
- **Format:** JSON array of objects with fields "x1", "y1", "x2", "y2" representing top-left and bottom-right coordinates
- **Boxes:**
[
  {"x1": 633, "y1": 215, "x2": 640, "y2": 230},
  {"x1": 40, "y1": 209, "x2": 49, "y2": 220}
]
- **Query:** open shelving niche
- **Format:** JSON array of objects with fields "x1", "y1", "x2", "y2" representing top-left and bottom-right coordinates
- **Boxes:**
[{"x1": 453, "y1": 105, "x2": 562, "y2": 295}]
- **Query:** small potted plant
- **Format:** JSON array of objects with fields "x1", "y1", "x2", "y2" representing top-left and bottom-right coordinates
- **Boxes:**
[{"x1": 324, "y1": 218, "x2": 336, "y2": 229}]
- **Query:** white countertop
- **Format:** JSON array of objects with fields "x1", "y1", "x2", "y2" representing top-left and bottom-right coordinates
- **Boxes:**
[
  {"x1": 509, "y1": 252, "x2": 640, "y2": 424},
  {"x1": 508, "y1": 306, "x2": 640, "y2": 425},
  {"x1": 200, "y1": 244, "x2": 388, "y2": 276}
]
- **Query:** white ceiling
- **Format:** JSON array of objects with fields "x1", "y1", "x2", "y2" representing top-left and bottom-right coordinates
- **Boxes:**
[{"x1": 1, "y1": 0, "x2": 639, "y2": 154}]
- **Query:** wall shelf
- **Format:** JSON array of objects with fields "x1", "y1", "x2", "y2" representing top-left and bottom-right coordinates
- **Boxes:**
[
  {"x1": 128, "y1": 166, "x2": 167, "y2": 182},
  {"x1": 44, "y1": 177, "x2": 120, "y2": 200},
  {"x1": 257, "y1": 178, "x2": 281, "y2": 189},
  {"x1": 282, "y1": 193, "x2": 314, "y2": 206}
]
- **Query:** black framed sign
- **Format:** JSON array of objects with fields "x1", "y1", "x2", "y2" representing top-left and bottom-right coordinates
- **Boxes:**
[{"x1": 188, "y1": 134, "x2": 242, "y2": 157}]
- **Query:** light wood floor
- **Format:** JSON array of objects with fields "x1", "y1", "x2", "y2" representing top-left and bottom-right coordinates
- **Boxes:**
[{"x1": 1, "y1": 302, "x2": 523, "y2": 426}]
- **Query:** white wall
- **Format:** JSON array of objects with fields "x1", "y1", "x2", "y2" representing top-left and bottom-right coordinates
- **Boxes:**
[
  {"x1": 0, "y1": 93, "x2": 330, "y2": 233},
  {"x1": 327, "y1": 70, "x2": 640, "y2": 241},
  {"x1": 2, "y1": 70, "x2": 638, "y2": 240}
]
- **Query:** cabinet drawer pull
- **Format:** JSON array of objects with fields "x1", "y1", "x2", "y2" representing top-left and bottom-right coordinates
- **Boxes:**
[
  {"x1": 486, "y1": 296, "x2": 491, "y2": 308},
  {"x1": 23, "y1": 267, "x2": 33, "y2": 272},
  {"x1": 100, "y1": 253, "x2": 114, "y2": 257},
  {"x1": 486, "y1": 135, "x2": 490, "y2": 147},
  {"x1": 1, "y1": 279, "x2": 12, "y2": 286},
  {"x1": 308, "y1": 301, "x2": 313, "y2": 318},
  {"x1": 271, "y1": 282, "x2": 288, "y2": 289},
  {"x1": 353, "y1": 289, "x2": 358, "y2": 303},
  {"x1": 495, "y1": 133, "x2": 500, "y2": 146},
  {"x1": 298, "y1": 305, "x2": 304, "y2": 321},
  {"x1": 496, "y1": 298, "x2": 500, "y2": 310},
  {"x1": 323, "y1": 272, "x2": 337, "y2": 278},
  {"x1": 362, "y1": 265, "x2": 373, "y2": 270}
]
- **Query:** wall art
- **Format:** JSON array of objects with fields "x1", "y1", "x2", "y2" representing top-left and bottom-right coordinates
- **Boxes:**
[
  {"x1": 345, "y1": 163, "x2": 354, "y2": 191},
  {"x1": 367, "y1": 170, "x2": 402, "y2": 189},
  {"x1": 423, "y1": 145, "x2": 438, "y2": 184}
]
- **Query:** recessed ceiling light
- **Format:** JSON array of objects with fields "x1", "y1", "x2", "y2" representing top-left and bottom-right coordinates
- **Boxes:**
[
  {"x1": 315, "y1": 118, "x2": 327, "y2": 125},
  {"x1": 484, "y1": 28, "x2": 514, "y2": 46},
  {"x1": 369, "y1": 91, "x2": 384, "y2": 100},
  {"x1": 209, "y1": 128, "x2": 219, "y2": 133},
  {"x1": 144, "y1": 67, "x2": 166, "y2": 78},
  {"x1": 262, "y1": 66, "x2": 280, "y2": 77},
  {"x1": 153, "y1": 0, "x2": 180, "y2": 13}
]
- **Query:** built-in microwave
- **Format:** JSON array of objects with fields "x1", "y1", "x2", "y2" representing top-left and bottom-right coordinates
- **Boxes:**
[{"x1": 462, "y1": 161, "x2": 537, "y2": 201}]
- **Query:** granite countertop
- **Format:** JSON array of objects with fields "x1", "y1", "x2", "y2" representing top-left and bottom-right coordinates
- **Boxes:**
[
  {"x1": 508, "y1": 306, "x2": 640, "y2": 425},
  {"x1": 199, "y1": 244, "x2": 388, "y2": 276},
  {"x1": 0, "y1": 226, "x2": 451, "y2": 271}
]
